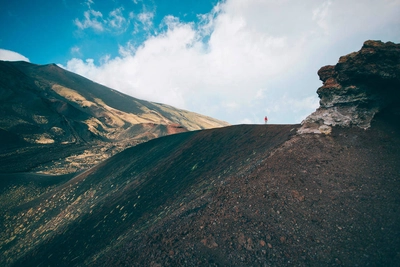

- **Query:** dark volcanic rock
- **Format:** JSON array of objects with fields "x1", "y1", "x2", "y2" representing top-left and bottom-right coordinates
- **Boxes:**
[
  {"x1": 300, "y1": 40, "x2": 400, "y2": 134},
  {"x1": 1, "y1": 120, "x2": 400, "y2": 267},
  {"x1": 0, "y1": 125, "x2": 298, "y2": 266}
]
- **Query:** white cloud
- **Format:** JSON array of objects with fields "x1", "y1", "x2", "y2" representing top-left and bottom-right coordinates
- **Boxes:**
[
  {"x1": 137, "y1": 11, "x2": 154, "y2": 30},
  {"x1": 74, "y1": 9, "x2": 104, "y2": 32},
  {"x1": 108, "y1": 7, "x2": 128, "y2": 31},
  {"x1": 118, "y1": 41, "x2": 136, "y2": 57},
  {"x1": 0, "y1": 49, "x2": 30, "y2": 62},
  {"x1": 312, "y1": 1, "x2": 332, "y2": 31},
  {"x1": 66, "y1": 0, "x2": 400, "y2": 124},
  {"x1": 70, "y1": 46, "x2": 81, "y2": 56},
  {"x1": 85, "y1": 0, "x2": 94, "y2": 8},
  {"x1": 74, "y1": 1, "x2": 156, "y2": 35},
  {"x1": 75, "y1": 4, "x2": 130, "y2": 34}
]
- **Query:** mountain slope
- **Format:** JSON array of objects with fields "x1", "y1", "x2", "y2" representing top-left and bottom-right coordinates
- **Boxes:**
[
  {"x1": 1, "y1": 40, "x2": 399, "y2": 266},
  {"x1": 0, "y1": 60, "x2": 228, "y2": 173},
  {"x1": 1, "y1": 124, "x2": 297, "y2": 266},
  {"x1": 1, "y1": 117, "x2": 399, "y2": 266}
]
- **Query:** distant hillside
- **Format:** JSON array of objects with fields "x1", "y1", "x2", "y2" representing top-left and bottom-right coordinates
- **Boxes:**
[{"x1": 0, "y1": 61, "x2": 228, "y2": 174}]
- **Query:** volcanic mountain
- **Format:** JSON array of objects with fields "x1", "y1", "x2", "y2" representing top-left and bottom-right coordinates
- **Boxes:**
[
  {"x1": 0, "y1": 61, "x2": 228, "y2": 174},
  {"x1": 1, "y1": 41, "x2": 399, "y2": 266}
]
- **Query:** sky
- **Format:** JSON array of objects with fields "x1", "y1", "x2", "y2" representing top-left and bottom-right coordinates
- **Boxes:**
[{"x1": 1, "y1": 0, "x2": 399, "y2": 125}]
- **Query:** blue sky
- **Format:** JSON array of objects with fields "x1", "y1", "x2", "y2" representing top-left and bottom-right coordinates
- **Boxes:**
[
  {"x1": 1, "y1": 0, "x2": 400, "y2": 125},
  {"x1": 0, "y1": 0, "x2": 217, "y2": 64}
]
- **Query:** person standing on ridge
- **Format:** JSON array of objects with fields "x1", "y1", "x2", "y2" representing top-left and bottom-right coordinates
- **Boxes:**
[{"x1": 264, "y1": 116, "x2": 268, "y2": 124}]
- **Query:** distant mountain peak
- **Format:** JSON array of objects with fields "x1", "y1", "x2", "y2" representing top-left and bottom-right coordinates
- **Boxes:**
[{"x1": 0, "y1": 60, "x2": 229, "y2": 174}]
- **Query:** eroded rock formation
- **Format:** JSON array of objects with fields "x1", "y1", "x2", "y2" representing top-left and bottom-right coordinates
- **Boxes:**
[{"x1": 299, "y1": 40, "x2": 400, "y2": 134}]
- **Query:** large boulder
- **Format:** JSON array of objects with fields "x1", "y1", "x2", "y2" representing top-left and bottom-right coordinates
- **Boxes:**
[{"x1": 299, "y1": 40, "x2": 400, "y2": 134}]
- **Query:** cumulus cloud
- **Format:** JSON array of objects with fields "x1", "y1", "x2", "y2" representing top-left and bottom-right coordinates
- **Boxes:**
[
  {"x1": 66, "y1": 0, "x2": 400, "y2": 124},
  {"x1": 0, "y1": 49, "x2": 30, "y2": 62}
]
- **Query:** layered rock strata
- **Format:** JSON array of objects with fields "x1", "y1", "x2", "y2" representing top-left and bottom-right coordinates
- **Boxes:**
[{"x1": 299, "y1": 40, "x2": 400, "y2": 134}]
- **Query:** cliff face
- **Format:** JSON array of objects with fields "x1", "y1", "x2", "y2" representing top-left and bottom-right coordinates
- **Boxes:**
[{"x1": 300, "y1": 40, "x2": 400, "y2": 134}]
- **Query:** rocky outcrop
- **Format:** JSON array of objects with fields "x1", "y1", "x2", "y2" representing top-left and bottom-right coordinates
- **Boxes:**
[{"x1": 299, "y1": 40, "x2": 400, "y2": 134}]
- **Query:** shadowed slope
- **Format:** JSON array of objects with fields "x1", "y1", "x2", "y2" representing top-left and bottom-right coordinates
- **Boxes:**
[
  {"x1": 1, "y1": 119, "x2": 399, "y2": 266},
  {"x1": 1, "y1": 124, "x2": 296, "y2": 266}
]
